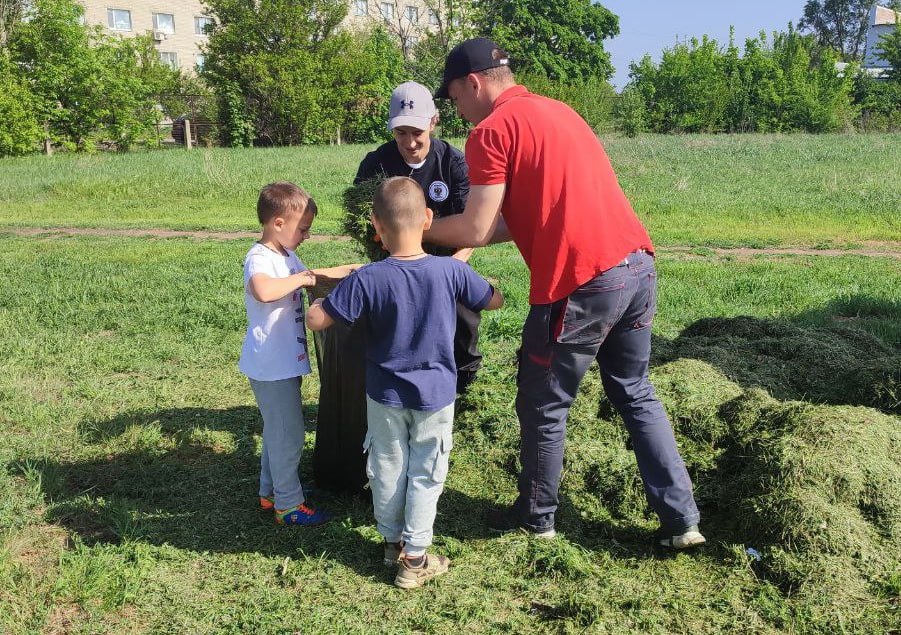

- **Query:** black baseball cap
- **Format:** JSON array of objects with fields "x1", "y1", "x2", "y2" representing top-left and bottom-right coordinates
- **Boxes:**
[{"x1": 434, "y1": 37, "x2": 510, "y2": 99}]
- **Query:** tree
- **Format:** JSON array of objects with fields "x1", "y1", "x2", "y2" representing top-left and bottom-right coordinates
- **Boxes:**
[
  {"x1": 0, "y1": 51, "x2": 41, "y2": 156},
  {"x1": 476, "y1": 0, "x2": 619, "y2": 82},
  {"x1": 203, "y1": 0, "x2": 411, "y2": 145},
  {"x1": 798, "y1": 0, "x2": 873, "y2": 61},
  {"x1": 0, "y1": 0, "x2": 26, "y2": 47},
  {"x1": 9, "y1": 0, "x2": 179, "y2": 151}
]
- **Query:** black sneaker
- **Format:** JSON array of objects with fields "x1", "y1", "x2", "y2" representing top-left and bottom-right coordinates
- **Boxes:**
[{"x1": 486, "y1": 506, "x2": 556, "y2": 538}]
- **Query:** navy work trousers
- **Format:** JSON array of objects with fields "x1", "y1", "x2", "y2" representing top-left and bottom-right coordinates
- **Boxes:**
[{"x1": 514, "y1": 249, "x2": 700, "y2": 533}]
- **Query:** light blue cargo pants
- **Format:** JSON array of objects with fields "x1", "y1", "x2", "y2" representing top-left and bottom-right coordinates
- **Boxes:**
[{"x1": 364, "y1": 397, "x2": 454, "y2": 549}]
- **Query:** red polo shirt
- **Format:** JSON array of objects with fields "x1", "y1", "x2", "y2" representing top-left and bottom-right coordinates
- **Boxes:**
[{"x1": 466, "y1": 85, "x2": 654, "y2": 305}]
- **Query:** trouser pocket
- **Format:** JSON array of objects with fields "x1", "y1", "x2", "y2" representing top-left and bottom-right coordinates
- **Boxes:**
[
  {"x1": 430, "y1": 431, "x2": 453, "y2": 484},
  {"x1": 552, "y1": 279, "x2": 627, "y2": 345}
]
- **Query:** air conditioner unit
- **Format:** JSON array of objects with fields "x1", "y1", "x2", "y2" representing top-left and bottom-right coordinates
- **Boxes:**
[{"x1": 152, "y1": 30, "x2": 166, "y2": 41}]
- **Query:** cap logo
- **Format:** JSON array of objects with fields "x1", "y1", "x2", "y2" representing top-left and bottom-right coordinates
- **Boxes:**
[
  {"x1": 428, "y1": 181, "x2": 449, "y2": 202},
  {"x1": 400, "y1": 99, "x2": 415, "y2": 110}
]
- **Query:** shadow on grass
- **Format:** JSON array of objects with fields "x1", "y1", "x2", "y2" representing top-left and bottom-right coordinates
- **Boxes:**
[
  {"x1": 14, "y1": 407, "x2": 377, "y2": 582},
  {"x1": 14, "y1": 406, "x2": 502, "y2": 584}
]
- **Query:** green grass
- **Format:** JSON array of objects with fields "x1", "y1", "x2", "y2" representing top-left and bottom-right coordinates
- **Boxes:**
[
  {"x1": 1, "y1": 133, "x2": 899, "y2": 247},
  {"x1": 1, "y1": 234, "x2": 898, "y2": 634}
]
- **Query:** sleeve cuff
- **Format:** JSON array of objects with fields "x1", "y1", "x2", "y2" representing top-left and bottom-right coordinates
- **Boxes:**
[
  {"x1": 474, "y1": 285, "x2": 495, "y2": 311},
  {"x1": 321, "y1": 296, "x2": 352, "y2": 326}
]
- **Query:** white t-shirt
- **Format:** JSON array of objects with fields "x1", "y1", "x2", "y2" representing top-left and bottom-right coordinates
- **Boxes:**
[{"x1": 238, "y1": 242, "x2": 313, "y2": 381}]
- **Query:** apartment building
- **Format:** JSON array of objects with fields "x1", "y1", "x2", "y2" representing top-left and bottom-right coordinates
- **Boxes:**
[
  {"x1": 79, "y1": 1, "x2": 212, "y2": 72},
  {"x1": 78, "y1": 1, "x2": 448, "y2": 73}
]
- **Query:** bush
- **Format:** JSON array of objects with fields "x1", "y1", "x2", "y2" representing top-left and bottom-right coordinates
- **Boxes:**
[
  {"x1": 6, "y1": 0, "x2": 181, "y2": 153},
  {"x1": 0, "y1": 53, "x2": 41, "y2": 157},
  {"x1": 853, "y1": 72, "x2": 901, "y2": 132},
  {"x1": 626, "y1": 27, "x2": 856, "y2": 134},
  {"x1": 520, "y1": 73, "x2": 616, "y2": 132},
  {"x1": 613, "y1": 86, "x2": 646, "y2": 137}
]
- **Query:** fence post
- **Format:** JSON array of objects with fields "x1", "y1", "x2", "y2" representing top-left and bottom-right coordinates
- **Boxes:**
[
  {"x1": 43, "y1": 121, "x2": 53, "y2": 156},
  {"x1": 185, "y1": 119, "x2": 193, "y2": 150}
]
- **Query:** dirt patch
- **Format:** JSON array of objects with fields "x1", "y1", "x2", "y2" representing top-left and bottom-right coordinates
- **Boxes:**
[
  {"x1": 0, "y1": 226, "x2": 347, "y2": 242},
  {"x1": 7, "y1": 523, "x2": 70, "y2": 577},
  {"x1": 46, "y1": 604, "x2": 89, "y2": 635},
  {"x1": 1, "y1": 226, "x2": 899, "y2": 257},
  {"x1": 662, "y1": 244, "x2": 901, "y2": 259}
]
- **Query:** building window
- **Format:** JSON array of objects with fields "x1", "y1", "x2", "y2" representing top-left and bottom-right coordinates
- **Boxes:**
[
  {"x1": 405, "y1": 5, "x2": 418, "y2": 23},
  {"x1": 403, "y1": 35, "x2": 417, "y2": 52},
  {"x1": 354, "y1": 0, "x2": 368, "y2": 16},
  {"x1": 380, "y1": 2, "x2": 393, "y2": 21},
  {"x1": 195, "y1": 54, "x2": 206, "y2": 70},
  {"x1": 428, "y1": 9, "x2": 439, "y2": 26},
  {"x1": 153, "y1": 13, "x2": 175, "y2": 35},
  {"x1": 159, "y1": 52, "x2": 178, "y2": 70},
  {"x1": 194, "y1": 16, "x2": 214, "y2": 35},
  {"x1": 451, "y1": 15, "x2": 461, "y2": 27},
  {"x1": 107, "y1": 8, "x2": 132, "y2": 31}
]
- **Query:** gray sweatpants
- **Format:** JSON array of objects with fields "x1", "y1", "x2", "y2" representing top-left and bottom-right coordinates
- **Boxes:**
[
  {"x1": 364, "y1": 397, "x2": 454, "y2": 549},
  {"x1": 249, "y1": 377, "x2": 307, "y2": 510}
]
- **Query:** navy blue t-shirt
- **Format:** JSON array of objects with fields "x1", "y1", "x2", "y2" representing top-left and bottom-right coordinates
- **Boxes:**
[{"x1": 322, "y1": 256, "x2": 493, "y2": 411}]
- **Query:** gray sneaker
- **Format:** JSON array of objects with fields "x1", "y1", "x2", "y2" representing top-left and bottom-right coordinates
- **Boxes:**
[
  {"x1": 658, "y1": 525, "x2": 706, "y2": 549},
  {"x1": 394, "y1": 553, "x2": 450, "y2": 589},
  {"x1": 383, "y1": 541, "x2": 403, "y2": 566}
]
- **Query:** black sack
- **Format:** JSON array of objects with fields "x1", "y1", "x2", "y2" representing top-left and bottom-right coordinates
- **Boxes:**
[{"x1": 307, "y1": 281, "x2": 369, "y2": 494}]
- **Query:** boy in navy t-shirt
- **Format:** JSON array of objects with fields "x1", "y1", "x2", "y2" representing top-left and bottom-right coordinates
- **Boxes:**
[{"x1": 306, "y1": 177, "x2": 503, "y2": 589}]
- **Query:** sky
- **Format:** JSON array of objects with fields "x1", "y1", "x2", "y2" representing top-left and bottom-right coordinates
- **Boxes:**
[{"x1": 600, "y1": 1, "x2": 808, "y2": 88}]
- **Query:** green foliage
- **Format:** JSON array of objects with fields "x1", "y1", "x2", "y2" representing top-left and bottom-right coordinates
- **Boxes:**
[
  {"x1": 217, "y1": 82, "x2": 255, "y2": 148},
  {"x1": 341, "y1": 177, "x2": 389, "y2": 262},
  {"x1": 476, "y1": 0, "x2": 618, "y2": 82},
  {"x1": 853, "y1": 72, "x2": 901, "y2": 131},
  {"x1": 798, "y1": 0, "x2": 872, "y2": 61},
  {"x1": 519, "y1": 73, "x2": 616, "y2": 132},
  {"x1": 406, "y1": 23, "x2": 473, "y2": 138},
  {"x1": 203, "y1": 0, "x2": 410, "y2": 146},
  {"x1": 339, "y1": 27, "x2": 406, "y2": 144},
  {"x1": 626, "y1": 27, "x2": 855, "y2": 133},
  {"x1": 613, "y1": 86, "x2": 646, "y2": 137},
  {"x1": 0, "y1": 52, "x2": 41, "y2": 156},
  {"x1": 4, "y1": 0, "x2": 181, "y2": 153}
]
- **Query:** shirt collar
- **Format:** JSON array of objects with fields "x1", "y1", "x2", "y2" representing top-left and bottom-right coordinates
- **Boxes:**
[{"x1": 493, "y1": 85, "x2": 529, "y2": 110}]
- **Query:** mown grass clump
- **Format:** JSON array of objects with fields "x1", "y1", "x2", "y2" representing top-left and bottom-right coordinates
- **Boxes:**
[
  {"x1": 666, "y1": 316, "x2": 899, "y2": 413},
  {"x1": 341, "y1": 177, "x2": 388, "y2": 262}
]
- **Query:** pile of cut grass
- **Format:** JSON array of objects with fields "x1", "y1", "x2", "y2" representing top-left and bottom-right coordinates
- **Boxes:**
[{"x1": 459, "y1": 303, "x2": 901, "y2": 632}]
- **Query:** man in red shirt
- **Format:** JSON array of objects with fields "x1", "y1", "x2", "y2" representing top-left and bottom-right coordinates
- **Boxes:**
[{"x1": 425, "y1": 38, "x2": 704, "y2": 548}]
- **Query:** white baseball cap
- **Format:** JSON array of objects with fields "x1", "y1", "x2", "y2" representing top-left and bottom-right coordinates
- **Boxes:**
[{"x1": 387, "y1": 81, "x2": 437, "y2": 131}]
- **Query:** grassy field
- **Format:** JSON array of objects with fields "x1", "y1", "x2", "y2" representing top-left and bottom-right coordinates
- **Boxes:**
[
  {"x1": 0, "y1": 137, "x2": 899, "y2": 634},
  {"x1": 1, "y1": 133, "x2": 899, "y2": 248}
]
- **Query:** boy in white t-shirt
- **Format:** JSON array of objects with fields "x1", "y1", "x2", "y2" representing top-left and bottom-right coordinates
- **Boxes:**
[{"x1": 239, "y1": 181, "x2": 356, "y2": 526}]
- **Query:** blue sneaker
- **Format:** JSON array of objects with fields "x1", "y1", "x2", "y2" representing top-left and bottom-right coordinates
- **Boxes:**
[{"x1": 275, "y1": 503, "x2": 330, "y2": 527}]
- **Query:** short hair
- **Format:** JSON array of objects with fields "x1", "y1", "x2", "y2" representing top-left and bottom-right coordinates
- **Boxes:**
[
  {"x1": 257, "y1": 181, "x2": 316, "y2": 225},
  {"x1": 477, "y1": 65, "x2": 514, "y2": 84},
  {"x1": 372, "y1": 177, "x2": 426, "y2": 235}
]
